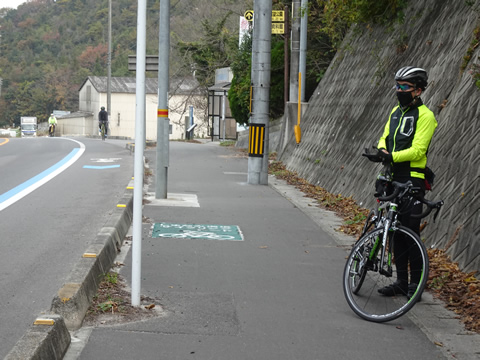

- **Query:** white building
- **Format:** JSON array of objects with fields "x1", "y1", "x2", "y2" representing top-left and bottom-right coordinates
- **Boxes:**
[{"x1": 57, "y1": 76, "x2": 207, "y2": 140}]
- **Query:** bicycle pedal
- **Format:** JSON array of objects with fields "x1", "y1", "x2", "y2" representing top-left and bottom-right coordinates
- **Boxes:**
[{"x1": 379, "y1": 267, "x2": 393, "y2": 277}]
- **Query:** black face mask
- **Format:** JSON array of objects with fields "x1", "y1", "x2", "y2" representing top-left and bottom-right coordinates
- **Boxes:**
[{"x1": 396, "y1": 91, "x2": 414, "y2": 108}]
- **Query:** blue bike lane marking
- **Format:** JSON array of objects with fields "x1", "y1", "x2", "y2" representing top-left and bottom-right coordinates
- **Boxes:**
[{"x1": 0, "y1": 139, "x2": 85, "y2": 212}]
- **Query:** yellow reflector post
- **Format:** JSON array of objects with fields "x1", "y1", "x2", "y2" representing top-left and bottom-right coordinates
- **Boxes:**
[
  {"x1": 294, "y1": 125, "x2": 302, "y2": 144},
  {"x1": 248, "y1": 124, "x2": 265, "y2": 157},
  {"x1": 34, "y1": 319, "x2": 55, "y2": 326}
]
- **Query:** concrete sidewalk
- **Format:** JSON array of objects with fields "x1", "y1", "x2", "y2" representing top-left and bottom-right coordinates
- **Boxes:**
[{"x1": 67, "y1": 141, "x2": 479, "y2": 360}]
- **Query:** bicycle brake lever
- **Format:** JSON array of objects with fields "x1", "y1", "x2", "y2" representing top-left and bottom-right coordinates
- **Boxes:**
[{"x1": 432, "y1": 201, "x2": 444, "y2": 223}]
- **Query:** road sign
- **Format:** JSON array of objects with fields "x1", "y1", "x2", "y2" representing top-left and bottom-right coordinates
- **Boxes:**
[
  {"x1": 272, "y1": 10, "x2": 284, "y2": 22},
  {"x1": 128, "y1": 55, "x2": 159, "y2": 71},
  {"x1": 244, "y1": 10, "x2": 285, "y2": 22},
  {"x1": 244, "y1": 10, "x2": 254, "y2": 21},
  {"x1": 272, "y1": 23, "x2": 284, "y2": 34}
]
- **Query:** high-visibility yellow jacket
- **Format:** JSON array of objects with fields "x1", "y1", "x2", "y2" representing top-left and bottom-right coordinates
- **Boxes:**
[
  {"x1": 48, "y1": 116, "x2": 57, "y2": 125},
  {"x1": 378, "y1": 100, "x2": 437, "y2": 180}
]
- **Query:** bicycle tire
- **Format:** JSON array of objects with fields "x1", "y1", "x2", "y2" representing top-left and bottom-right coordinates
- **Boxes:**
[
  {"x1": 343, "y1": 225, "x2": 428, "y2": 322},
  {"x1": 101, "y1": 123, "x2": 105, "y2": 141}
]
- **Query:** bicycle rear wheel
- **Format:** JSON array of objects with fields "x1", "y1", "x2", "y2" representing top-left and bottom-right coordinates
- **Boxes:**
[
  {"x1": 343, "y1": 225, "x2": 428, "y2": 322},
  {"x1": 101, "y1": 123, "x2": 105, "y2": 141}
]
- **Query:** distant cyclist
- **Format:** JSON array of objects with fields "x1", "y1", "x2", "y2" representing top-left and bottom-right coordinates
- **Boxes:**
[
  {"x1": 98, "y1": 106, "x2": 109, "y2": 137},
  {"x1": 48, "y1": 113, "x2": 57, "y2": 137}
]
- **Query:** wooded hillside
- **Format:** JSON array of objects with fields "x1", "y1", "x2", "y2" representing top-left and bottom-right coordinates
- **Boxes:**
[{"x1": 0, "y1": 0, "x2": 249, "y2": 125}]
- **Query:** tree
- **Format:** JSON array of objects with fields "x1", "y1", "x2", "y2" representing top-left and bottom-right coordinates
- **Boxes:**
[{"x1": 177, "y1": 12, "x2": 235, "y2": 88}]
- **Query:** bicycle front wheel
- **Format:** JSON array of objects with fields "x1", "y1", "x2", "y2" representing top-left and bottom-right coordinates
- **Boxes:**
[{"x1": 343, "y1": 225, "x2": 428, "y2": 322}]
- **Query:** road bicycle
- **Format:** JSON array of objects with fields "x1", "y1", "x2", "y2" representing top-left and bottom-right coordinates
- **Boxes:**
[
  {"x1": 343, "y1": 153, "x2": 443, "y2": 322},
  {"x1": 100, "y1": 122, "x2": 106, "y2": 141},
  {"x1": 48, "y1": 124, "x2": 55, "y2": 137}
]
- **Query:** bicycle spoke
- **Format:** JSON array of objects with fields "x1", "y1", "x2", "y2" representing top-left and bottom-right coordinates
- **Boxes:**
[{"x1": 343, "y1": 226, "x2": 428, "y2": 322}]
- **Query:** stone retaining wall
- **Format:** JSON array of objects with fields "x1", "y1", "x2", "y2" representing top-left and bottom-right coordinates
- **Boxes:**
[{"x1": 278, "y1": 0, "x2": 480, "y2": 272}]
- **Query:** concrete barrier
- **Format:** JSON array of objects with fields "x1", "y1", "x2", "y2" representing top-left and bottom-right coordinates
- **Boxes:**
[
  {"x1": 5, "y1": 315, "x2": 70, "y2": 360},
  {"x1": 5, "y1": 187, "x2": 134, "y2": 359},
  {"x1": 50, "y1": 192, "x2": 133, "y2": 330}
]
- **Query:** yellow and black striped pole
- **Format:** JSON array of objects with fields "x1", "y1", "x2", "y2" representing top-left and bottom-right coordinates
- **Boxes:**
[{"x1": 249, "y1": 123, "x2": 265, "y2": 157}]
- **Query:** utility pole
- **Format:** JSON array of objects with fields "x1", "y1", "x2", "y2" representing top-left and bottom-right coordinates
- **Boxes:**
[
  {"x1": 155, "y1": 0, "x2": 170, "y2": 199},
  {"x1": 247, "y1": 0, "x2": 272, "y2": 185},
  {"x1": 299, "y1": 0, "x2": 308, "y2": 102},
  {"x1": 284, "y1": 5, "x2": 289, "y2": 105},
  {"x1": 131, "y1": 0, "x2": 147, "y2": 307},
  {"x1": 107, "y1": 0, "x2": 112, "y2": 116},
  {"x1": 289, "y1": 0, "x2": 300, "y2": 102}
]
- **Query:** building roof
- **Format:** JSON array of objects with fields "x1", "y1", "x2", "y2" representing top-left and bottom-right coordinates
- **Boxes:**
[
  {"x1": 82, "y1": 76, "x2": 204, "y2": 95},
  {"x1": 208, "y1": 82, "x2": 231, "y2": 92}
]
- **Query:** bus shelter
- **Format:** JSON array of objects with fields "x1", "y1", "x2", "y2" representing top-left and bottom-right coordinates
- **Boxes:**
[{"x1": 208, "y1": 82, "x2": 237, "y2": 141}]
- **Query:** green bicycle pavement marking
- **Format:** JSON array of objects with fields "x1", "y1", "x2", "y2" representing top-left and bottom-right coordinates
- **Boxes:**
[{"x1": 152, "y1": 223, "x2": 243, "y2": 241}]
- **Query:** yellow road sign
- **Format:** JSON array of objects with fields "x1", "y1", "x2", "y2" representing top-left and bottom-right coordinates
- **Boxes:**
[
  {"x1": 244, "y1": 10, "x2": 285, "y2": 22},
  {"x1": 272, "y1": 23, "x2": 284, "y2": 34},
  {"x1": 272, "y1": 10, "x2": 284, "y2": 22},
  {"x1": 245, "y1": 10, "x2": 254, "y2": 21}
]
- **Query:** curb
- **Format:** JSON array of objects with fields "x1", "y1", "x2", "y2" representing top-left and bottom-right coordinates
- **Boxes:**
[
  {"x1": 5, "y1": 185, "x2": 134, "y2": 359},
  {"x1": 5, "y1": 315, "x2": 70, "y2": 360},
  {"x1": 50, "y1": 189, "x2": 134, "y2": 330}
]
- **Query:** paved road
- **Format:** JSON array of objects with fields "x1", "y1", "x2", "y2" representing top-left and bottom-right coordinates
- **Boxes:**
[
  {"x1": 73, "y1": 141, "x2": 452, "y2": 359},
  {"x1": 0, "y1": 137, "x2": 133, "y2": 358}
]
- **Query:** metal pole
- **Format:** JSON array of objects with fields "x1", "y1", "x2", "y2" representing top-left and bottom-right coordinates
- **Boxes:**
[
  {"x1": 299, "y1": 0, "x2": 308, "y2": 102},
  {"x1": 222, "y1": 92, "x2": 226, "y2": 141},
  {"x1": 284, "y1": 5, "x2": 289, "y2": 105},
  {"x1": 155, "y1": 0, "x2": 170, "y2": 199},
  {"x1": 107, "y1": 0, "x2": 112, "y2": 116},
  {"x1": 289, "y1": 0, "x2": 300, "y2": 102},
  {"x1": 247, "y1": 0, "x2": 272, "y2": 185},
  {"x1": 131, "y1": 0, "x2": 147, "y2": 307},
  {"x1": 189, "y1": 105, "x2": 193, "y2": 139}
]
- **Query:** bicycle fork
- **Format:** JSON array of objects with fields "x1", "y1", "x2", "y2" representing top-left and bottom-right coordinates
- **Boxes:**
[{"x1": 378, "y1": 204, "x2": 398, "y2": 277}]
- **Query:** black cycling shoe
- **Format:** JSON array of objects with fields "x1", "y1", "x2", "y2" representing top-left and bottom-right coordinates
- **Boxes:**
[
  {"x1": 407, "y1": 283, "x2": 422, "y2": 302},
  {"x1": 378, "y1": 281, "x2": 408, "y2": 296}
]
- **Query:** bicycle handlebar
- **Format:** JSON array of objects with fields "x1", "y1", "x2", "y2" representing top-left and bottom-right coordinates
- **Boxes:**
[
  {"x1": 411, "y1": 198, "x2": 444, "y2": 222},
  {"x1": 376, "y1": 181, "x2": 412, "y2": 202},
  {"x1": 375, "y1": 181, "x2": 444, "y2": 221}
]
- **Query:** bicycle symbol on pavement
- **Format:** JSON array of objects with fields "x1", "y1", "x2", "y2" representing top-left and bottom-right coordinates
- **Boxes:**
[{"x1": 152, "y1": 223, "x2": 244, "y2": 241}]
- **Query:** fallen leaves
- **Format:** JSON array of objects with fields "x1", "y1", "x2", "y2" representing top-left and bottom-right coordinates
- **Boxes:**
[
  {"x1": 84, "y1": 272, "x2": 161, "y2": 326},
  {"x1": 427, "y1": 249, "x2": 480, "y2": 333},
  {"x1": 268, "y1": 158, "x2": 480, "y2": 334}
]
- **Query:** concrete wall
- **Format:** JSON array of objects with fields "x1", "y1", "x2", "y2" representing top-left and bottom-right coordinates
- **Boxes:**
[
  {"x1": 57, "y1": 115, "x2": 95, "y2": 136},
  {"x1": 278, "y1": 0, "x2": 480, "y2": 272}
]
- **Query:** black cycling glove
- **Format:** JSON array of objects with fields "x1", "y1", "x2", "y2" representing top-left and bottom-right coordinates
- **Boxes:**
[{"x1": 376, "y1": 149, "x2": 393, "y2": 163}]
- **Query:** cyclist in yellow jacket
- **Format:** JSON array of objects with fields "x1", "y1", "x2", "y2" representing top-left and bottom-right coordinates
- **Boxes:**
[
  {"x1": 48, "y1": 113, "x2": 57, "y2": 137},
  {"x1": 375, "y1": 66, "x2": 437, "y2": 299}
]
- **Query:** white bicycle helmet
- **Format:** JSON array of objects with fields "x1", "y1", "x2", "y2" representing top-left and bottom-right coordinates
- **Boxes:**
[{"x1": 395, "y1": 66, "x2": 428, "y2": 90}]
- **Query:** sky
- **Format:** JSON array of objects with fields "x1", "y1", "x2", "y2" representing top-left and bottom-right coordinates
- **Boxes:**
[{"x1": 2, "y1": 0, "x2": 27, "y2": 9}]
